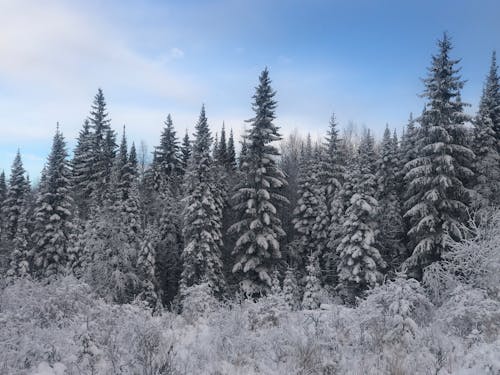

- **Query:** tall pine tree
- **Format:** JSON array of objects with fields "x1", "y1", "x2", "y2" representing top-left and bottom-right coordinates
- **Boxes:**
[
  {"x1": 181, "y1": 105, "x2": 226, "y2": 297},
  {"x1": 404, "y1": 34, "x2": 474, "y2": 277},
  {"x1": 32, "y1": 126, "x2": 74, "y2": 278},
  {"x1": 337, "y1": 131, "x2": 385, "y2": 301},
  {"x1": 230, "y1": 69, "x2": 288, "y2": 296},
  {"x1": 472, "y1": 51, "x2": 500, "y2": 206}
]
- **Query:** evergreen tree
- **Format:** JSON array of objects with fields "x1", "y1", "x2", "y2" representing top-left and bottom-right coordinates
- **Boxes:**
[
  {"x1": 0, "y1": 170, "x2": 7, "y2": 263},
  {"x1": 293, "y1": 136, "x2": 329, "y2": 275},
  {"x1": 181, "y1": 105, "x2": 226, "y2": 297},
  {"x1": 136, "y1": 226, "x2": 161, "y2": 311},
  {"x1": 6, "y1": 205, "x2": 31, "y2": 279},
  {"x1": 301, "y1": 254, "x2": 322, "y2": 310},
  {"x1": 404, "y1": 34, "x2": 474, "y2": 277},
  {"x1": 155, "y1": 194, "x2": 183, "y2": 306},
  {"x1": 337, "y1": 131, "x2": 385, "y2": 301},
  {"x1": 151, "y1": 114, "x2": 182, "y2": 191},
  {"x1": 88, "y1": 88, "x2": 116, "y2": 201},
  {"x1": 3, "y1": 151, "x2": 28, "y2": 241},
  {"x1": 282, "y1": 267, "x2": 300, "y2": 310},
  {"x1": 472, "y1": 52, "x2": 500, "y2": 206},
  {"x1": 321, "y1": 113, "x2": 348, "y2": 283},
  {"x1": 230, "y1": 69, "x2": 288, "y2": 296},
  {"x1": 376, "y1": 126, "x2": 406, "y2": 272},
  {"x1": 180, "y1": 130, "x2": 191, "y2": 174},
  {"x1": 217, "y1": 123, "x2": 228, "y2": 164},
  {"x1": 32, "y1": 126, "x2": 74, "y2": 278},
  {"x1": 129, "y1": 142, "x2": 138, "y2": 173},
  {"x1": 239, "y1": 137, "x2": 248, "y2": 170},
  {"x1": 71, "y1": 120, "x2": 94, "y2": 219},
  {"x1": 226, "y1": 128, "x2": 237, "y2": 170}
]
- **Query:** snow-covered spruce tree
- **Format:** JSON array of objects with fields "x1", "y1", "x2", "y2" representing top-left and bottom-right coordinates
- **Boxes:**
[
  {"x1": 180, "y1": 130, "x2": 191, "y2": 175},
  {"x1": 301, "y1": 253, "x2": 323, "y2": 309},
  {"x1": 337, "y1": 131, "x2": 385, "y2": 301},
  {"x1": 3, "y1": 151, "x2": 29, "y2": 242},
  {"x1": 226, "y1": 128, "x2": 237, "y2": 171},
  {"x1": 6, "y1": 205, "x2": 31, "y2": 279},
  {"x1": 217, "y1": 123, "x2": 228, "y2": 165},
  {"x1": 0, "y1": 171, "x2": 6, "y2": 233},
  {"x1": 293, "y1": 135, "x2": 329, "y2": 278},
  {"x1": 136, "y1": 226, "x2": 161, "y2": 311},
  {"x1": 212, "y1": 132, "x2": 219, "y2": 160},
  {"x1": 230, "y1": 68, "x2": 288, "y2": 297},
  {"x1": 71, "y1": 119, "x2": 94, "y2": 219},
  {"x1": 87, "y1": 88, "x2": 116, "y2": 202},
  {"x1": 155, "y1": 192, "x2": 183, "y2": 306},
  {"x1": 181, "y1": 105, "x2": 226, "y2": 297},
  {"x1": 282, "y1": 267, "x2": 300, "y2": 310},
  {"x1": 238, "y1": 137, "x2": 248, "y2": 170},
  {"x1": 404, "y1": 34, "x2": 474, "y2": 277},
  {"x1": 32, "y1": 126, "x2": 74, "y2": 279},
  {"x1": 472, "y1": 52, "x2": 500, "y2": 207},
  {"x1": 292, "y1": 135, "x2": 316, "y2": 258},
  {"x1": 376, "y1": 126, "x2": 406, "y2": 273},
  {"x1": 321, "y1": 113, "x2": 348, "y2": 283},
  {"x1": 81, "y1": 135, "x2": 143, "y2": 302},
  {"x1": 0, "y1": 170, "x2": 7, "y2": 270},
  {"x1": 151, "y1": 114, "x2": 182, "y2": 192}
]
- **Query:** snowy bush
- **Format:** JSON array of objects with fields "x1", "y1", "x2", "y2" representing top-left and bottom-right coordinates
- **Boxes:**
[{"x1": 180, "y1": 282, "x2": 220, "y2": 324}]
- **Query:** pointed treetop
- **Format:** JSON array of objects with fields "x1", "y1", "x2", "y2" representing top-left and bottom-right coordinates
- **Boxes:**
[{"x1": 192, "y1": 104, "x2": 212, "y2": 159}]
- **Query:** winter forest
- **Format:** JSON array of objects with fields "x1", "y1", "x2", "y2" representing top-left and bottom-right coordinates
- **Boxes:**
[{"x1": 1, "y1": 33, "x2": 499, "y2": 374}]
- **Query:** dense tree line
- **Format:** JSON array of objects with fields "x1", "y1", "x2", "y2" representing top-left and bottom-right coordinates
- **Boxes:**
[{"x1": 1, "y1": 34, "x2": 499, "y2": 308}]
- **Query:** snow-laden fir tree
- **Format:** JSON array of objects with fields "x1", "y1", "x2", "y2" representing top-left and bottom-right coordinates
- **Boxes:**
[
  {"x1": 323, "y1": 115, "x2": 350, "y2": 283},
  {"x1": 301, "y1": 253, "x2": 322, "y2": 309},
  {"x1": 217, "y1": 123, "x2": 228, "y2": 164},
  {"x1": 472, "y1": 52, "x2": 500, "y2": 207},
  {"x1": 282, "y1": 267, "x2": 300, "y2": 310},
  {"x1": 155, "y1": 192, "x2": 183, "y2": 306},
  {"x1": 81, "y1": 136, "x2": 143, "y2": 303},
  {"x1": 151, "y1": 114, "x2": 182, "y2": 191},
  {"x1": 226, "y1": 128, "x2": 237, "y2": 171},
  {"x1": 376, "y1": 126, "x2": 406, "y2": 272},
  {"x1": 0, "y1": 170, "x2": 7, "y2": 270},
  {"x1": 212, "y1": 132, "x2": 219, "y2": 160},
  {"x1": 32, "y1": 126, "x2": 74, "y2": 278},
  {"x1": 0, "y1": 171, "x2": 6, "y2": 232},
  {"x1": 321, "y1": 113, "x2": 346, "y2": 205},
  {"x1": 404, "y1": 34, "x2": 474, "y2": 277},
  {"x1": 238, "y1": 137, "x2": 248, "y2": 170},
  {"x1": 181, "y1": 105, "x2": 226, "y2": 297},
  {"x1": 6, "y1": 205, "x2": 31, "y2": 279},
  {"x1": 71, "y1": 120, "x2": 93, "y2": 219},
  {"x1": 230, "y1": 68, "x2": 288, "y2": 296},
  {"x1": 337, "y1": 131, "x2": 385, "y2": 301},
  {"x1": 180, "y1": 130, "x2": 191, "y2": 175},
  {"x1": 293, "y1": 135, "x2": 329, "y2": 277},
  {"x1": 3, "y1": 151, "x2": 29, "y2": 241},
  {"x1": 87, "y1": 88, "x2": 116, "y2": 202},
  {"x1": 136, "y1": 226, "x2": 161, "y2": 311},
  {"x1": 483, "y1": 51, "x2": 500, "y2": 151}
]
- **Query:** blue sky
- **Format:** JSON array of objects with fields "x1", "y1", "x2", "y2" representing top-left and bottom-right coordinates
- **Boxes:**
[{"x1": 1, "y1": 0, "x2": 499, "y2": 180}]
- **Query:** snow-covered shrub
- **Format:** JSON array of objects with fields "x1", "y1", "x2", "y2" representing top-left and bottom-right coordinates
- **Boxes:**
[
  {"x1": 424, "y1": 209, "x2": 500, "y2": 304},
  {"x1": 359, "y1": 276, "x2": 433, "y2": 347},
  {"x1": 181, "y1": 282, "x2": 220, "y2": 324},
  {"x1": 454, "y1": 338, "x2": 500, "y2": 375},
  {"x1": 434, "y1": 285, "x2": 500, "y2": 342}
]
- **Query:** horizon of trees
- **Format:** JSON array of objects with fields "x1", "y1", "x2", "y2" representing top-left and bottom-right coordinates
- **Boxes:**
[{"x1": 1, "y1": 33, "x2": 499, "y2": 310}]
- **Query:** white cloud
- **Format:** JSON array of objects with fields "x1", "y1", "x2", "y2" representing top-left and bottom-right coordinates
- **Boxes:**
[{"x1": 0, "y1": 0, "x2": 197, "y2": 99}]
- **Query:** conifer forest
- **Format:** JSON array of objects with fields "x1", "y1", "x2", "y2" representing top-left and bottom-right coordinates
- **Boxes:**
[{"x1": 0, "y1": 33, "x2": 499, "y2": 374}]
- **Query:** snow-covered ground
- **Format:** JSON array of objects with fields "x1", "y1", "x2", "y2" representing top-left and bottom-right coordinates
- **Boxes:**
[{"x1": 1, "y1": 270, "x2": 498, "y2": 375}]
